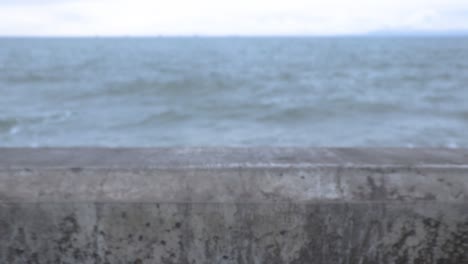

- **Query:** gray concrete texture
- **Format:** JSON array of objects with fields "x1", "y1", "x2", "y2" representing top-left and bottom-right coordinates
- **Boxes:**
[{"x1": 0, "y1": 148, "x2": 467, "y2": 263}]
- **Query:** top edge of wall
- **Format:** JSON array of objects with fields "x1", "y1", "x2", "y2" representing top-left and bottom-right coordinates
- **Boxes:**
[{"x1": 0, "y1": 147, "x2": 467, "y2": 169}]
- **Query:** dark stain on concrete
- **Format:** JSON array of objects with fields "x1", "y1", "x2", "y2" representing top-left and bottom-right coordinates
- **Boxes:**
[
  {"x1": 263, "y1": 242, "x2": 282, "y2": 264},
  {"x1": 70, "y1": 167, "x2": 83, "y2": 173},
  {"x1": 58, "y1": 215, "x2": 79, "y2": 244},
  {"x1": 366, "y1": 175, "x2": 387, "y2": 200},
  {"x1": 439, "y1": 221, "x2": 468, "y2": 263}
]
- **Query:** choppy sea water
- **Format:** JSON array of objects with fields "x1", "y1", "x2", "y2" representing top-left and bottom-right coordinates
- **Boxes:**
[{"x1": 1, "y1": 37, "x2": 467, "y2": 147}]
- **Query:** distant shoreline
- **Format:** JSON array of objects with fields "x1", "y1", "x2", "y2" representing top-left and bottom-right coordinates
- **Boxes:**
[{"x1": 0, "y1": 33, "x2": 468, "y2": 39}]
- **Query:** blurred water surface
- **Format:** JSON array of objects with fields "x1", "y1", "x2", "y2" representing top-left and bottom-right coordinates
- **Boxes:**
[{"x1": 1, "y1": 37, "x2": 467, "y2": 147}]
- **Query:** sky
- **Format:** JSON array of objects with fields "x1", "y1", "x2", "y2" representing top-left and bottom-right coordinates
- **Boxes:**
[{"x1": 0, "y1": 0, "x2": 468, "y2": 36}]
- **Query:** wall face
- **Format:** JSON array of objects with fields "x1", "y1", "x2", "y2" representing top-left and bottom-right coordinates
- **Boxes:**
[
  {"x1": 2, "y1": 202, "x2": 468, "y2": 263},
  {"x1": 0, "y1": 148, "x2": 467, "y2": 264}
]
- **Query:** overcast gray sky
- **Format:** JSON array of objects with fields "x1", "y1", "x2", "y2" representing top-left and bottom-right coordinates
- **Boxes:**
[{"x1": 1, "y1": 0, "x2": 468, "y2": 36}]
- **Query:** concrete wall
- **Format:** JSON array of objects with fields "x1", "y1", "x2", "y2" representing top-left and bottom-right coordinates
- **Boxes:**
[{"x1": 0, "y1": 148, "x2": 467, "y2": 263}]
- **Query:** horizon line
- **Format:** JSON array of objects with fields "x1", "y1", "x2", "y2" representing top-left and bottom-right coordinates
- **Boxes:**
[{"x1": 1, "y1": 33, "x2": 468, "y2": 38}]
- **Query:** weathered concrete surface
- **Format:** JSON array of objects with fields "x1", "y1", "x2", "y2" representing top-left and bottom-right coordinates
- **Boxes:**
[{"x1": 0, "y1": 148, "x2": 467, "y2": 263}]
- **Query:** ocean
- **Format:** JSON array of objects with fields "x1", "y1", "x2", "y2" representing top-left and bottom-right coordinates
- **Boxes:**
[{"x1": 0, "y1": 37, "x2": 467, "y2": 147}]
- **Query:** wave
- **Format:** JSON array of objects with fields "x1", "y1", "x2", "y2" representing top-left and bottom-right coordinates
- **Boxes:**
[
  {"x1": 0, "y1": 117, "x2": 18, "y2": 133},
  {"x1": 256, "y1": 99, "x2": 402, "y2": 123},
  {"x1": 111, "y1": 109, "x2": 192, "y2": 129},
  {"x1": 2, "y1": 72, "x2": 71, "y2": 84},
  {"x1": 71, "y1": 76, "x2": 225, "y2": 101},
  {"x1": 0, "y1": 111, "x2": 73, "y2": 133}
]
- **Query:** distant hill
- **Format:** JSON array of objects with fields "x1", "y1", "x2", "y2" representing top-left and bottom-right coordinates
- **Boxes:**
[{"x1": 367, "y1": 29, "x2": 468, "y2": 37}]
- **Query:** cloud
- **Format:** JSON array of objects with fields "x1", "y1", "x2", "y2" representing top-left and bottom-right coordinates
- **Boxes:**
[
  {"x1": 0, "y1": 0, "x2": 467, "y2": 35},
  {"x1": 0, "y1": 0, "x2": 86, "y2": 6}
]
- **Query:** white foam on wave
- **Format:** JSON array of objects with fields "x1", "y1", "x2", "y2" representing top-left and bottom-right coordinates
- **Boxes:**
[
  {"x1": 447, "y1": 142, "x2": 459, "y2": 149},
  {"x1": 9, "y1": 126, "x2": 20, "y2": 135}
]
